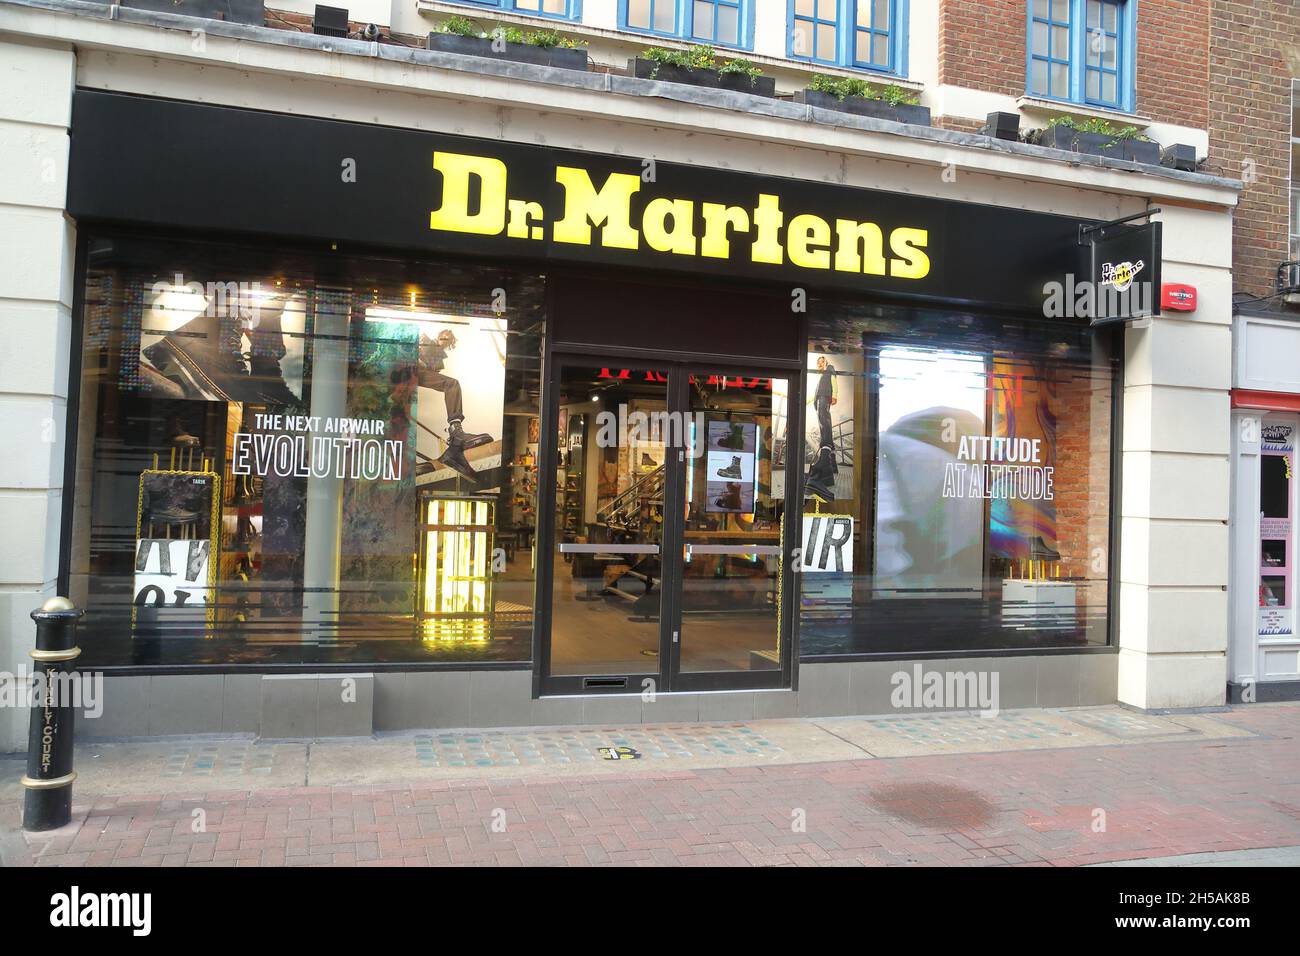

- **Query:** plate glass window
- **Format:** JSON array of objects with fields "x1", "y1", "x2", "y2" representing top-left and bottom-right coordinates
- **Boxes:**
[
  {"x1": 68, "y1": 233, "x2": 545, "y2": 667},
  {"x1": 799, "y1": 304, "x2": 1118, "y2": 657}
]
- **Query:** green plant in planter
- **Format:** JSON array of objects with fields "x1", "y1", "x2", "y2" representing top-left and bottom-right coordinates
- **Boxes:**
[
  {"x1": 641, "y1": 45, "x2": 766, "y2": 83},
  {"x1": 717, "y1": 57, "x2": 763, "y2": 81},
  {"x1": 808, "y1": 74, "x2": 919, "y2": 106},
  {"x1": 489, "y1": 24, "x2": 588, "y2": 48},
  {"x1": 440, "y1": 15, "x2": 479, "y2": 37},
  {"x1": 643, "y1": 44, "x2": 719, "y2": 73},
  {"x1": 1045, "y1": 115, "x2": 1153, "y2": 145},
  {"x1": 524, "y1": 28, "x2": 586, "y2": 49}
]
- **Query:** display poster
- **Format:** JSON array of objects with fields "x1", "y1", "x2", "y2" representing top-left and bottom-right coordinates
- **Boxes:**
[
  {"x1": 771, "y1": 379, "x2": 789, "y2": 499},
  {"x1": 986, "y1": 357, "x2": 1059, "y2": 562},
  {"x1": 803, "y1": 350, "x2": 856, "y2": 502},
  {"x1": 134, "y1": 539, "x2": 214, "y2": 610},
  {"x1": 801, "y1": 514, "x2": 854, "y2": 573},
  {"x1": 136, "y1": 279, "x2": 306, "y2": 404},
  {"x1": 133, "y1": 471, "x2": 219, "y2": 621},
  {"x1": 706, "y1": 420, "x2": 757, "y2": 514},
  {"x1": 1258, "y1": 421, "x2": 1294, "y2": 637},
  {"x1": 800, "y1": 513, "x2": 853, "y2": 610},
  {"x1": 409, "y1": 313, "x2": 507, "y2": 490}
]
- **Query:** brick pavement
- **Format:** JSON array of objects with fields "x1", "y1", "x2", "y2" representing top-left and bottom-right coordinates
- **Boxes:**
[{"x1": 10, "y1": 704, "x2": 1298, "y2": 867}]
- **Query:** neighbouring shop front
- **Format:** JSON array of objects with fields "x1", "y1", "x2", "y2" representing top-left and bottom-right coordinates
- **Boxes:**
[
  {"x1": 62, "y1": 90, "x2": 1123, "y2": 724},
  {"x1": 1229, "y1": 309, "x2": 1300, "y2": 701}
]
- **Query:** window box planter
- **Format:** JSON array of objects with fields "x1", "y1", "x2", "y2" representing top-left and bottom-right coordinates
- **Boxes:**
[
  {"x1": 1038, "y1": 124, "x2": 1161, "y2": 165},
  {"x1": 629, "y1": 58, "x2": 777, "y2": 97},
  {"x1": 426, "y1": 33, "x2": 589, "y2": 71},
  {"x1": 121, "y1": 0, "x2": 265, "y2": 25},
  {"x1": 792, "y1": 88, "x2": 931, "y2": 127}
]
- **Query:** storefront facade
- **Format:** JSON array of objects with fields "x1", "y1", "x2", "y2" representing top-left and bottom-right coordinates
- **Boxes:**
[
  {"x1": 1228, "y1": 310, "x2": 1300, "y2": 702},
  {"x1": 0, "y1": 1, "x2": 1241, "y2": 745}
]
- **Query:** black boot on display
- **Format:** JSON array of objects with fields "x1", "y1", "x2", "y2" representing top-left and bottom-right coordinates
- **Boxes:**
[
  {"x1": 803, "y1": 447, "x2": 837, "y2": 503},
  {"x1": 1029, "y1": 535, "x2": 1062, "y2": 562},
  {"x1": 717, "y1": 423, "x2": 746, "y2": 450},
  {"x1": 714, "y1": 481, "x2": 743, "y2": 509},
  {"x1": 716, "y1": 455, "x2": 743, "y2": 479},
  {"x1": 447, "y1": 420, "x2": 493, "y2": 451},
  {"x1": 437, "y1": 445, "x2": 481, "y2": 483},
  {"x1": 641, "y1": 452, "x2": 658, "y2": 469}
]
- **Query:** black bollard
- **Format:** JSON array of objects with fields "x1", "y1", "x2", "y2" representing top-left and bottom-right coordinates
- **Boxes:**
[{"x1": 21, "y1": 597, "x2": 84, "y2": 832}]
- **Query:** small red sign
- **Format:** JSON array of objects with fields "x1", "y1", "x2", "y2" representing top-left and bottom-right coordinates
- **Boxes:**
[{"x1": 1162, "y1": 283, "x2": 1197, "y2": 312}]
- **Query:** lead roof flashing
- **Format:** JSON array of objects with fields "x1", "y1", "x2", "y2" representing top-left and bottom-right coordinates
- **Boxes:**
[{"x1": 1, "y1": 0, "x2": 1243, "y2": 194}]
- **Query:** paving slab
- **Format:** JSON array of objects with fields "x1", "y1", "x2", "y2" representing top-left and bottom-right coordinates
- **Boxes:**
[
  {"x1": 814, "y1": 706, "x2": 1254, "y2": 758},
  {"x1": 307, "y1": 719, "x2": 866, "y2": 786}
]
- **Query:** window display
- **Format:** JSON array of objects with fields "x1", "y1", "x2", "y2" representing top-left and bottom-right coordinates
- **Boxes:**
[
  {"x1": 799, "y1": 303, "x2": 1117, "y2": 655},
  {"x1": 67, "y1": 234, "x2": 544, "y2": 665}
]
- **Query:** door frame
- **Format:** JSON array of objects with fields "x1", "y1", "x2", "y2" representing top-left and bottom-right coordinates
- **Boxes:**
[{"x1": 532, "y1": 351, "x2": 802, "y2": 697}]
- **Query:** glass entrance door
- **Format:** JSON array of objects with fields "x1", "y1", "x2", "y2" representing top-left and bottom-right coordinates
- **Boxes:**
[
  {"x1": 672, "y1": 369, "x2": 788, "y2": 690},
  {"x1": 537, "y1": 359, "x2": 794, "y2": 695}
]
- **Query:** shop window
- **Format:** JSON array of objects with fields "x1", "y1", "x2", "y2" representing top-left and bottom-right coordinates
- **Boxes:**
[
  {"x1": 622, "y1": 0, "x2": 751, "y2": 48},
  {"x1": 448, "y1": 0, "x2": 578, "y2": 21},
  {"x1": 789, "y1": 0, "x2": 903, "y2": 74},
  {"x1": 67, "y1": 234, "x2": 545, "y2": 666},
  {"x1": 798, "y1": 304, "x2": 1117, "y2": 656},
  {"x1": 1261, "y1": 454, "x2": 1290, "y2": 519},
  {"x1": 1027, "y1": 0, "x2": 1134, "y2": 112}
]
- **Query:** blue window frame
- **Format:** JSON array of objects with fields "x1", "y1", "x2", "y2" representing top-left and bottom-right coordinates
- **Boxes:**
[
  {"x1": 787, "y1": 0, "x2": 907, "y2": 76},
  {"x1": 620, "y1": 0, "x2": 754, "y2": 50},
  {"x1": 448, "y1": 0, "x2": 581, "y2": 22},
  {"x1": 1027, "y1": 0, "x2": 1135, "y2": 112}
]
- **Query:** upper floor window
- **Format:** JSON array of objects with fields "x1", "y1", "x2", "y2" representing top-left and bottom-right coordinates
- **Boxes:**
[
  {"x1": 1028, "y1": 0, "x2": 1134, "y2": 112},
  {"x1": 450, "y1": 0, "x2": 578, "y2": 21},
  {"x1": 622, "y1": 0, "x2": 752, "y2": 49},
  {"x1": 789, "y1": 0, "x2": 904, "y2": 75}
]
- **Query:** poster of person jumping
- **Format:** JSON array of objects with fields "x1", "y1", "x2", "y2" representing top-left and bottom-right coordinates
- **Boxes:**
[{"x1": 411, "y1": 314, "x2": 507, "y2": 490}]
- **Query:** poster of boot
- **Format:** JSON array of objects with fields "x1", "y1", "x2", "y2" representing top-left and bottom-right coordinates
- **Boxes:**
[
  {"x1": 410, "y1": 314, "x2": 507, "y2": 490},
  {"x1": 706, "y1": 420, "x2": 757, "y2": 514},
  {"x1": 137, "y1": 278, "x2": 306, "y2": 404},
  {"x1": 803, "y1": 350, "x2": 856, "y2": 504},
  {"x1": 133, "y1": 470, "x2": 220, "y2": 628}
]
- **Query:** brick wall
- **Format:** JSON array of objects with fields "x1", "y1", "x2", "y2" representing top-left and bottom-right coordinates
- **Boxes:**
[
  {"x1": 1208, "y1": 0, "x2": 1298, "y2": 297},
  {"x1": 939, "y1": 0, "x2": 1209, "y2": 129}
]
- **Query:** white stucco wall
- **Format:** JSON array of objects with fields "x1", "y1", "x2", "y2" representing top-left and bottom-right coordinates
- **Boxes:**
[{"x1": 0, "y1": 35, "x2": 76, "y2": 752}]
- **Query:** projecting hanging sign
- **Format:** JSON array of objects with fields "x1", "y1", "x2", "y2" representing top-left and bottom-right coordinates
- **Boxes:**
[
  {"x1": 68, "y1": 91, "x2": 1093, "y2": 313},
  {"x1": 1080, "y1": 217, "x2": 1163, "y2": 326}
]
